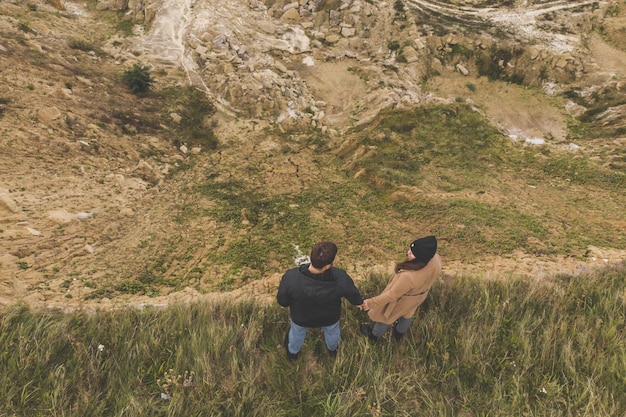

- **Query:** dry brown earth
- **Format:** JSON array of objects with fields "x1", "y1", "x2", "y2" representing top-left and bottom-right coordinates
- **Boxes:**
[{"x1": 1, "y1": 0, "x2": 625, "y2": 310}]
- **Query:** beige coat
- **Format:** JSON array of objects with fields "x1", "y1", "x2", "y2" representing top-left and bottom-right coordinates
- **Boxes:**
[{"x1": 367, "y1": 254, "x2": 442, "y2": 325}]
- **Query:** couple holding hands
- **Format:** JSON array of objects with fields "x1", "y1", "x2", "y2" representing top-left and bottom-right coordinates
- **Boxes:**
[{"x1": 277, "y1": 236, "x2": 442, "y2": 360}]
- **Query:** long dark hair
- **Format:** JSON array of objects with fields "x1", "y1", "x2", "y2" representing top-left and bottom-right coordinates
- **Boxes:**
[{"x1": 395, "y1": 259, "x2": 427, "y2": 272}]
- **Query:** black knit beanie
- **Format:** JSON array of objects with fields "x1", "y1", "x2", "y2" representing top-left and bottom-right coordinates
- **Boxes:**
[{"x1": 410, "y1": 236, "x2": 437, "y2": 263}]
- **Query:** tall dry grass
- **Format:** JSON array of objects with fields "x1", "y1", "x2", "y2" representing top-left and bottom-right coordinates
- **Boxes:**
[{"x1": 0, "y1": 263, "x2": 624, "y2": 416}]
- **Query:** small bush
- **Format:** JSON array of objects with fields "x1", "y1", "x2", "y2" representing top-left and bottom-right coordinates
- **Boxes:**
[
  {"x1": 18, "y1": 22, "x2": 34, "y2": 33},
  {"x1": 68, "y1": 38, "x2": 94, "y2": 52},
  {"x1": 388, "y1": 40, "x2": 401, "y2": 51},
  {"x1": 116, "y1": 19, "x2": 134, "y2": 36},
  {"x1": 122, "y1": 63, "x2": 154, "y2": 94}
]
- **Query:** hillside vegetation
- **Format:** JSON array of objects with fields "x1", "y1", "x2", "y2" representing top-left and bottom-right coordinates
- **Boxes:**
[{"x1": 1, "y1": 264, "x2": 624, "y2": 416}]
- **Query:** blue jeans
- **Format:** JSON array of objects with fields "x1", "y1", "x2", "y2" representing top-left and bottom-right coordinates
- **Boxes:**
[
  {"x1": 288, "y1": 320, "x2": 341, "y2": 354},
  {"x1": 372, "y1": 317, "x2": 413, "y2": 337}
]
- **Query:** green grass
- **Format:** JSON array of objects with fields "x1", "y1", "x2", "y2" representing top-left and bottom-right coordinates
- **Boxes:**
[
  {"x1": 343, "y1": 104, "x2": 626, "y2": 190},
  {"x1": 342, "y1": 105, "x2": 512, "y2": 189},
  {"x1": 185, "y1": 179, "x2": 399, "y2": 288},
  {"x1": 94, "y1": 101, "x2": 625, "y2": 299},
  {"x1": 157, "y1": 86, "x2": 218, "y2": 149},
  {"x1": 1, "y1": 263, "x2": 624, "y2": 416}
]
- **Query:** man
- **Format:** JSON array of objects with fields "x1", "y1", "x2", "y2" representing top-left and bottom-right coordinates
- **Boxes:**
[{"x1": 277, "y1": 241, "x2": 364, "y2": 360}]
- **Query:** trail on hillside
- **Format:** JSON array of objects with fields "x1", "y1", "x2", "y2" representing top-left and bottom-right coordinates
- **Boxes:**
[{"x1": 588, "y1": 34, "x2": 626, "y2": 78}]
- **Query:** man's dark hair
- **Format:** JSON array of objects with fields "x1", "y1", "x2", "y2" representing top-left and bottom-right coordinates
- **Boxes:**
[{"x1": 310, "y1": 241, "x2": 337, "y2": 269}]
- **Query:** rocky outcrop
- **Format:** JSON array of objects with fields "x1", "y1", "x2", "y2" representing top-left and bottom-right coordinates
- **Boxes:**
[{"x1": 98, "y1": 0, "x2": 612, "y2": 130}]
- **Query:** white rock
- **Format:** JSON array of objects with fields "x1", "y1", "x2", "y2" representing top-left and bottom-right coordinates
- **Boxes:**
[
  {"x1": 456, "y1": 63, "x2": 469, "y2": 76},
  {"x1": 25, "y1": 227, "x2": 42, "y2": 236},
  {"x1": 77, "y1": 212, "x2": 94, "y2": 220}
]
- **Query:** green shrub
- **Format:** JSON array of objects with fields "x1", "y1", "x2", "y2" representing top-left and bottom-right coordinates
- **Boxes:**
[
  {"x1": 388, "y1": 40, "x2": 401, "y2": 51},
  {"x1": 18, "y1": 22, "x2": 34, "y2": 33},
  {"x1": 122, "y1": 63, "x2": 154, "y2": 94},
  {"x1": 68, "y1": 38, "x2": 95, "y2": 52},
  {"x1": 158, "y1": 86, "x2": 218, "y2": 149}
]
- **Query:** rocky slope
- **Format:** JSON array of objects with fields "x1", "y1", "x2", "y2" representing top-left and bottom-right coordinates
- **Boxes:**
[{"x1": 1, "y1": 0, "x2": 625, "y2": 310}]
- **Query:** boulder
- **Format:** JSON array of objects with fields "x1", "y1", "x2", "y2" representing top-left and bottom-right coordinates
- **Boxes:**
[
  {"x1": 281, "y1": 8, "x2": 300, "y2": 23},
  {"x1": 37, "y1": 106, "x2": 62, "y2": 124}
]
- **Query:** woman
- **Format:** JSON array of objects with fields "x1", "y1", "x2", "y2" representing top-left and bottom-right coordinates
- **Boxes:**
[{"x1": 360, "y1": 235, "x2": 442, "y2": 342}]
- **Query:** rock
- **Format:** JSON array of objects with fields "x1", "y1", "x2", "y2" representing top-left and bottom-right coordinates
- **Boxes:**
[
  {"x1": 76, "y1": 76, "x2": 93, "y2": 86},
  {"x1": 414, "y1": 38, "x2": 426, "y2": 50},
  {"x1": 133, "y1": 160, "x2": 162, "y2": 185},
  {"x1": 456, "y1": 63, "x2": 469, "y2": 75},
  {"x1": 565, "y1": 100, "x2": 586, "y2": 117},
  {"x1": 25, "y1": 227, "x2": 42, "y2": 236},
  {"x1": 0, "y1": 191, "x2": 21, "y2": 214},
  {"x1": 283, "y1": 1, "x2": 299, "y2": 11},
  {"x1": 274, "y1": 60, "x2": 289, "y2": 74},
  {"x1": 281, "y1": 8, "x2": 300, "y2": 23},
  {"x1": 402, "y1": 46, "x2": 419, "y2": 63},
  {"x1": 431, "y1": 58, "x2": 444, "y2": 73},
  {"x1": 170, "y1": 113, "x2": 182, "y2": 123},
  {"x1": 37, "y1": 106, "x2": 62, "y2": 124},
  {"x1": 22, "y1": 292, "x2": 45, "y2": 306},
  {"x1": 325, "y1": 34, "x2": 341, "y2": 44},
  {"x1": 341, "y1": 26, "x2": 356, "y2": 37},
  {"x1": 60, "y1": 88, "x2": 73, "y2": 98},
  {"x1": 555, "y1": 56, "x2": 569, "y2": 69},
  {"x1": 77, "y1": 212, "x2": 94, "y2": 220},
  {"x1": 256, "y1": 21, "x2": 276, "y2": 35}
]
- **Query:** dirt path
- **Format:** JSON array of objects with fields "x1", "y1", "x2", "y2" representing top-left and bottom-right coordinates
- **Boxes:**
[{"x1": 587, "y1": 34, "x2": 626, "y2": 78}]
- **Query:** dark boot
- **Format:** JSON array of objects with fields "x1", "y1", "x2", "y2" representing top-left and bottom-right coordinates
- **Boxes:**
[
  {"x1": 284, "y1": 330, "x2": 299, "y2": 361},
  {"x1": 359, "y1": 324, "x2": 379, "y2": 342},
  {"x1": 327, "y1": 347, "x2": 338, "y2": 359},
  {"x1": 392, "y1": 327, "x2": 405, "y2": 341}
]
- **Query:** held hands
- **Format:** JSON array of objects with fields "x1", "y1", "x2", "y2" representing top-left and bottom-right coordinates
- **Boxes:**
[{"x1": 358, "y1": 299, "x2": 370, "y2": 311}]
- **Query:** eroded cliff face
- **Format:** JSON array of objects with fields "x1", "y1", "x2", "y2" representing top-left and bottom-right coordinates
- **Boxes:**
[{"x1": 93, "y1": 0, "x2": 619, "y2": 132}]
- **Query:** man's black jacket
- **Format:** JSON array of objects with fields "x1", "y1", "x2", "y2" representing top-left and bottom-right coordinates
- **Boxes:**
[{"x1": 277, "y1": 264, "x2": 363, "y2": 327}]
